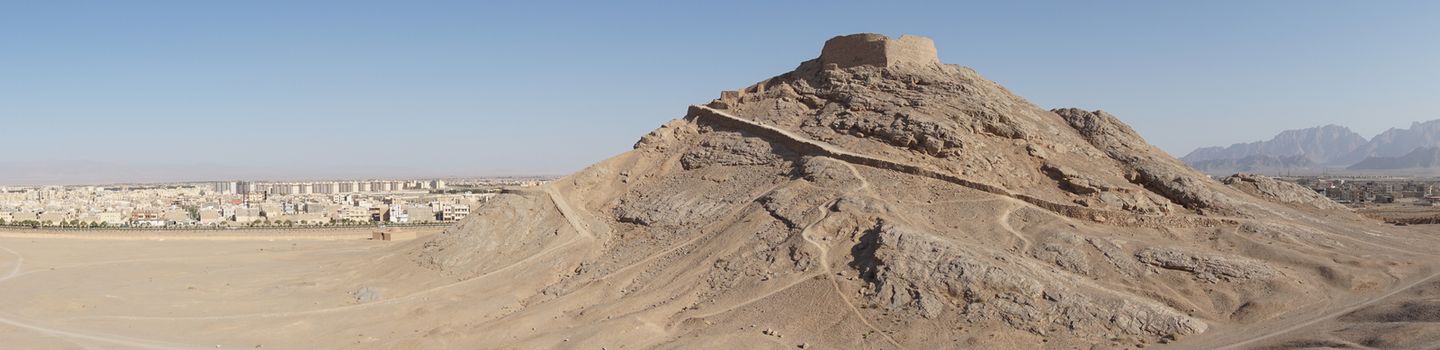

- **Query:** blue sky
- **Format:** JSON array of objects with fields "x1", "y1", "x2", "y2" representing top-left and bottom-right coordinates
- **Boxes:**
[{"x1": 2, "y1": 1, "x2": 1437, "y2": 182}]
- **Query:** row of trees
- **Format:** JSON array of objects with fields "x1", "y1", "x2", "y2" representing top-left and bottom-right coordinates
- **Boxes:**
[
  {"x1": 429, "y1": 188, "x2": 491, "y2": 195},
  {"x1": 240, "y1": 219, "x2": 444, "y2": 227},
  {"x1": 0, "y1": 218, "x2": 450, "y2": 229},
  {"x1": 0, "y1": 218, "x2": 112, "y2": 228},
  {"x1": 244, "y1": 219, "x2": 370, "y2": 227}
]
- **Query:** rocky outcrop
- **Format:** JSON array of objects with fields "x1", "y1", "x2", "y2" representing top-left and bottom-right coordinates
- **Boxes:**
[
  {"x1": 1055, "y1": 108, "x2": 1243, "y2": 216},
  {"x1": 691, "y1": 105, "x2": 1229, "y2": 227},
  {"x1": 1041, "y1": 163, "x2": 1113, "y2": 195},
  {"x1": 1135, "y1": 248, "x2": 1275, "y2": 283},
  {"x1": 678, "y1": 130, "x2": 794, "y2": 170},
  {"x1": 862, "y1": 224, "x2": 1207, "y2": 338},
  {"x1": 1222, "y1": 173, "x2": 1348, "y2": 211},
  {"x1": 824, "y1": 110, "x2": 968, "y2": 156}
]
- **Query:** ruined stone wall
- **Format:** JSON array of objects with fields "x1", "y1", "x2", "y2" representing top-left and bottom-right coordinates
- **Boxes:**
[{"x1": 687, "y1": 105, "x2": 1236, "y2": 229}]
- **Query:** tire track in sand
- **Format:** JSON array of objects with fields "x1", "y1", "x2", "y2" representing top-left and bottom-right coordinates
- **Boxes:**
[
  {"x1": 77, "y1": 188, "x2": 593, "y2": 322},
  {"x1": 0, "y1": 241, "x2": 200, "y2": 349}
]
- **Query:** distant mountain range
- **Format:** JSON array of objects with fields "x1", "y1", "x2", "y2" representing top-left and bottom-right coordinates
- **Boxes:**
[
  {"x1": 1180, "y1": 120, "x2": 1440, "y2": 174},
  {"x1": 1341, "y1": 121, "x2": 1440, "y2": 165},
  {"x1": 1182, "y1": 125, "x2": 1366, "y2": 165},
  {"x1": 1348, "y1": 147, "x2": 1440, "y2": 170},
  {"x1": 1188, "y1": 155, "x2": 1316, "y2": 174}
]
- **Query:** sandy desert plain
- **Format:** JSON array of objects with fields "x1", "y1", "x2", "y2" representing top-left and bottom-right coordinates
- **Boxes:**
[
  {"x1": 0, "y1": 227, "x2": 456, "y2": 349},
  {"x1": 5, "y1": 221, "x2": 1440, "y2": 349}
]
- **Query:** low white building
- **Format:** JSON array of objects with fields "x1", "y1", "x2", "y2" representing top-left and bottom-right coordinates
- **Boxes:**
[{"x1": 387, "y1": 205, "x2": 409, "y2": 223}]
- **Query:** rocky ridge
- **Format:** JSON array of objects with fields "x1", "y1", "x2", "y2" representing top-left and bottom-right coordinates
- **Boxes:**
[
  {"x1": 1182, "y1": 125, "x2": 1366, "y2": 165},
  {"x1": 1182, "y1": 120, "x2": 1440, "y2": 174},
  {"x1": 1348, "y1": 146, "x2": 1440, "y2": 170}
]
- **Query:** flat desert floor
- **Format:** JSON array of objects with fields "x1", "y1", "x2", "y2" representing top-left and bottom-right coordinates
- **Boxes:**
[
  {"x1": 0, "y1": 228, "x2": 455, "y2": 349},
  {"x1": 5, "y1": 223, "x2": 1440, "y2": 349}
]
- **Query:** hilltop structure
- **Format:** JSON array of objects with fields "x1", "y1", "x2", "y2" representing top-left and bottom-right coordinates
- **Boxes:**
[
  {"x1": 818, "y1": 33, "x2": 940, "y2": 69},
  {"x1": 393, "y1": 34, "x2": 1429, "y2": 348}
]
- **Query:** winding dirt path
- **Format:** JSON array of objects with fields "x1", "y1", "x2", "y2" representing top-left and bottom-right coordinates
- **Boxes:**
[
  {"x1": 0, "y1": 312, "x2": 199, "y2": 350},
  {"x1": 797, "y1": 200, "x2": 907, "y2": 350},
  {"x1": 684, "y1": 273, "x2": 820, "y2": 320},
  {"x1": 787, "y1": 163, "x2": 908, "y2": 348},
  {"x1": 0, "y1": 244, "x2": 21, "y2": 283},
  {"x1": 545, "y1": 184, "x2": 595, "y2": 239},
  {"x1": 1205, "y1": 270, "x2": 1440, "y2": 350},
  {"x1": 7, "y1": 244, "x2": 380, "y2": 282},
  {"x1": 995, "y1": 202, "x2": 1034, "y2": 253},
  {"x1": 593, "y1": 182, "x2": 789, "y2": 286},
  {"x1": 75, "y1": 235, "x2": 586, "y2": 322},
  {"x1": 74, "y1": 188, "x2": 594, "y2": 322}
]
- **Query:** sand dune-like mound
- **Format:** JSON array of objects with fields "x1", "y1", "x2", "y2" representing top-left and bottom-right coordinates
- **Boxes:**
[{"x1": 402, "y1": 34, "x2": 1437, "y2": 349}]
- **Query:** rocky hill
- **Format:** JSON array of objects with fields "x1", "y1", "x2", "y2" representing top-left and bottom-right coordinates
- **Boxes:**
[
  {"x1": 399, "y1": 34, "x2": 1434, "y2": 349},
  {"x1": 1221, "y1": 173, "x2": 1349, "y2": 211}
]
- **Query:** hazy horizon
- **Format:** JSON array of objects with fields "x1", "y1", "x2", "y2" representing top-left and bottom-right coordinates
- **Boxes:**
[
  {"x1": 0, "y1": 159, "x2": 561, "y2": 187},
  {"x1": 4, "y1": 1, "x2": 1438, "y2": 184}
]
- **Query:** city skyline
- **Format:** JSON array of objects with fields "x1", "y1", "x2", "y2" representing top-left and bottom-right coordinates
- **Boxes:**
[
  {"x1": 0, "y1": 167, "x2": 549, "y2": 187},
  {"x1": 0, "y1": 159, "x2": 558, "y2": 186},
  {"x1": 0, "y1": 176, "x2": 494, "y2": 228}
]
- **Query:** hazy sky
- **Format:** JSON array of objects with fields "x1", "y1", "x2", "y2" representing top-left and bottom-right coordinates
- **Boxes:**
[{"x1": 3, "y1": 1, "x2": 1438, "y2": 183}]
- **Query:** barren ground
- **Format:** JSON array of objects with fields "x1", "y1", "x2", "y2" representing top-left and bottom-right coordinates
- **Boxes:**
[
  {"x1": 1358, "y1": 202, "x2": 1440, "y2": 225},
  {"x1": 2, "y1": 215, "x2": 1438, "y2": 349},
  {"x1": 0, "y1": 228, "x2": 450, "y2": 349}
]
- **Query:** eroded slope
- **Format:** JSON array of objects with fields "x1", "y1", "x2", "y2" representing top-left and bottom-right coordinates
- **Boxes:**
[{"x1": 405, "y1": 33, "x2": 1435, "y2": 349}]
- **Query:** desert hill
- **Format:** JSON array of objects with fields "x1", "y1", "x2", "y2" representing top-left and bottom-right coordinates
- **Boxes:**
[{"x1": 403, "y1": 33, "x2": 1437, "y2": 349}]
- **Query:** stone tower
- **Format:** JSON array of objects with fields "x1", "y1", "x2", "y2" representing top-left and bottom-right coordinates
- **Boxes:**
[{"x1": 818, "y1": 33, "x2": 940, "y2": 69}]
